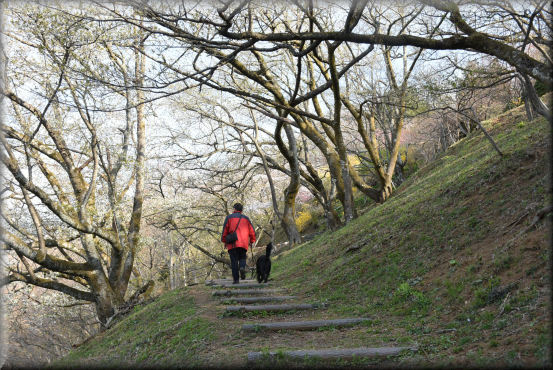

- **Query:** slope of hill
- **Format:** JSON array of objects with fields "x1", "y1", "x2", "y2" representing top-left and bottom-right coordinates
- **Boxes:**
[{"x1": 54, "y1": 104, "x2": 551, "y2": 368}]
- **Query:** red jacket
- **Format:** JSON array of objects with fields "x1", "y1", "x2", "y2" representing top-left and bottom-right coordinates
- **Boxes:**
[{"x1": 221, "y1": 211, "x2": 256, "y2": 250}]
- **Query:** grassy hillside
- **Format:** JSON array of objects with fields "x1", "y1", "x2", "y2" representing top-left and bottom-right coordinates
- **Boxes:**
[
  {"x1": 270, "y1": 107, "x2": 551, "y2": 366},
  {"x1": 54, "y1": 104, "x2": 551, "y2": 368},
  {"x1": 56, "y1": 289, "x2": 214, "y2": 367}
]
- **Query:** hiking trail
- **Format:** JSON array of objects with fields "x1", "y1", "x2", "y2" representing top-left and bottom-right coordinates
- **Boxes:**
[{"x1": 187, "y1": 277, "x2": 418, "y2": 367}]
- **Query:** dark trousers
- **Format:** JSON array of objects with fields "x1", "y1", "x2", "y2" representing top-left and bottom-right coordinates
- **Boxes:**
[{"x1": 228, "y1": 247, "x2": 247, "y2": 282}]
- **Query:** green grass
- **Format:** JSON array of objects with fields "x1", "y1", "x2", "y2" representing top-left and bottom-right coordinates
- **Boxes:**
[
  {"x1": 54, "y1": 288, "x2": 214, "y2": 367},
  {"x1": 273, "y1": 113, "x2": 548, "y2": 296}
]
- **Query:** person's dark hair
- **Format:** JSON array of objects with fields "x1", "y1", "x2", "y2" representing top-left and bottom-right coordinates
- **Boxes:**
[{"x1": 233, "y1": 203, "x2": 243, "y2": 212}]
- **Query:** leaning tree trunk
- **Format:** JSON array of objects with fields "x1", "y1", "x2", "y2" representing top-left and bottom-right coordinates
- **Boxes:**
[{"x1": 329, "y1": 45, "x2": 356, "y2": 222}]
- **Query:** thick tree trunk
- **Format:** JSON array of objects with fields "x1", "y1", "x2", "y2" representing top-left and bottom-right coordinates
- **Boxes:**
[{"x1": 89, "y1": 273, "x2": 125, "y2": 326}]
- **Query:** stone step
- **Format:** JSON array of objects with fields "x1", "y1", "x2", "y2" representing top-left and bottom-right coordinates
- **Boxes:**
[
  {"x1": 242, "y1": 317, "x2": 370, "y2": 332},
  {"x1": 225, "y1": 303, "x2": 326, "y2": 313},
  {"x1": 247, "y1": 346, "x2": 418, "y2": 362},
  {"x1": 221, "y1": 296, "x2": 297, "y2": 304},
  {"x1": 215, "y1": 283, "x2": 270, "y2": 289},
  {"x1": 206, "y1": 279, "x2": 257, "y2": 285},
  {"x1": 212, "y1": 288, "x2": 283, "y2": 296}
]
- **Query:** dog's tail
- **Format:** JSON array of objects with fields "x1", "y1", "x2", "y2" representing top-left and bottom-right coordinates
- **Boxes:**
[{"x1": 266, "y1": 242, "x2": 273, "y2": 257}]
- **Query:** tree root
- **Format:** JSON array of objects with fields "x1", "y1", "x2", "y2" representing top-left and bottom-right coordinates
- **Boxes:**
[
  {"x1": 102, "y1": 280, "x2": 155, "y2": 330},
  {"x1": 522, "y1": 205, "x2": 552, "y2": 234}
]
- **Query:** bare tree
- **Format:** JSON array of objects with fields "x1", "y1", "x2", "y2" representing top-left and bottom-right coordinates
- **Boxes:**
[
  {"x1": 116, "y1": 0, "x2": 550, "y2": 214},
  {"x1": 1, "y1": 5, "x2": 151, "y2": 325}
]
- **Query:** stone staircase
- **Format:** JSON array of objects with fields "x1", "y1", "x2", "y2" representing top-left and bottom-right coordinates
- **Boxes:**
[{"x1": 206, "y1": 278, "x2": 418, "y2": 365}]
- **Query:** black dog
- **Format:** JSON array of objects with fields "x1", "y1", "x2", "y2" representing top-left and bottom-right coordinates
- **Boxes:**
[{"x1": 256, "y1": 243, "x2": 273, "y2": 283}]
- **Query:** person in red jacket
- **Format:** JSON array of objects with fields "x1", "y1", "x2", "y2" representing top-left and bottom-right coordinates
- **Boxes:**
[{"x1": 221, "y1": 203, "x2": 256, "y2": 284}]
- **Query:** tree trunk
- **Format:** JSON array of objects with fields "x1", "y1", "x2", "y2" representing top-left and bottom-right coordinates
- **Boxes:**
[
  {"x1": 275, "y1": 120, "x2": 302, "y2": 246},
  {"x1": 394, "y1": 152, "x2": 406, "y2": 186},
  {"x1": 523, "y1": 93, "x2": 536, "y2": 121},
  {"x1": 520, "y1": 73, "x2": 551, "y2": 121},
  {"x1": 329, "y1": 44, "x2": 356, "y2": 222},
  {"x1": 282, "y1": 123, "x2": 302, "y2": 245},
  {"x1": 339, "y1": 159, "x2": 356, "y2": 221},
  {"x1": 380, "y1": 105, "x2": 405, "y2": 202},
  {"x1": 281, "y1": 202, "x2": 302, "y2": 245},
  {"x1": 89, "y1": 273, "x2": 124, "y2": 326},
  {"x1": 183, "y1": 245, "x2": 189, "y2": 287},
  {"x1": 298, "y1": 143, "x2": 342, "y2": 231},
  {"x1": 169, "y1": 250, "x2": 176, "y2": 289},
  {"x1": 323, "y1": 203, "x2": 341, "y2": 230}
]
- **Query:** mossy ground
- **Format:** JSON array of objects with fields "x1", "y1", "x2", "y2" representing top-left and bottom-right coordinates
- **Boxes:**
[{"x1": 54, "y1": 104, "x2": 551, "y2": 368}]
